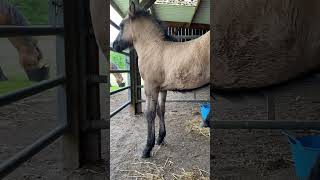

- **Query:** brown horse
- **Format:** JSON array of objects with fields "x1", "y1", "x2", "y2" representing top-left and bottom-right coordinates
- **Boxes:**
[
  {"x1": 0, "y1": 0, "x2": 49, "y2": 81},
  {"x1": 110, "y1": 62, "x2": 125, "y2": 87},
  {"x1": 1, "y1": 1, "x2": 125, "y2": 86},
  {"x1": 112, "y1": 2, "x2": 210, "y2": 158}
]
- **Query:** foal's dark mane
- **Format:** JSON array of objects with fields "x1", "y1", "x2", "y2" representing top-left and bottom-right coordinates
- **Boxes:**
[{"x1": 132, "y1": 10, "x2": 177, "y2": 42}]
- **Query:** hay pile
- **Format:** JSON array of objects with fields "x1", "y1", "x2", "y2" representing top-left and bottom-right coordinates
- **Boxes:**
[
  {"x1": 186, "y1": 116, "x2": 210, "y2": 138},
  {"x1": 120, "y1": 158, "x2": 209, "y2": 180}
]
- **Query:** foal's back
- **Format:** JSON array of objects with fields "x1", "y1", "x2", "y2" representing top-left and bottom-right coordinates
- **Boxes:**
[{"x1": 160, "y1": 31, "x2": 210, "y2": 91}]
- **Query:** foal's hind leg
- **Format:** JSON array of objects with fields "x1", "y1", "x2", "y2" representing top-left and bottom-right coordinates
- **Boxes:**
[
  {"x1": 156, "y1": 91, "x2": 167, "y2": 145},
  {"x1": 142, "y1": 88, "x2": 159, "y2": 158}
]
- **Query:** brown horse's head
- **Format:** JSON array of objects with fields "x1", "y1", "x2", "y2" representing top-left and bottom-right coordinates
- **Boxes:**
[
  {"x1": 20, "y1": 38, "x2": 49, "y2": 82},
  {"x1": 19, "y1": 38, "x2": 43, "y2": 70}
]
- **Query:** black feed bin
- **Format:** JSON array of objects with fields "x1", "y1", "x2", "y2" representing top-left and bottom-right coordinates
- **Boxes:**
[
  {"x1": 26, "y1": 64, "x2": 50, "y2": 82},
  {"x1": 0, "y1": 66, "x2": 8, "y2": 81}
]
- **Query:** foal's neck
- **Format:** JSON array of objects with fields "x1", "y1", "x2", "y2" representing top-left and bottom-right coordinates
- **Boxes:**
[{"x1": 133, "y1": 32, "x2": 164, "y2": 60}]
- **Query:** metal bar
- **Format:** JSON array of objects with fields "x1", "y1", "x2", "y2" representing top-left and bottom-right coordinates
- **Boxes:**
[
  {"x1": 110, "y1": 70, "x2": 130, "y2": 73},
  {"x1": 212, "y1": 120, "x2": 320, "y2": 130},
  {"x1": 267, "y1": 95, "x2": 276, "y2": 120},
  {"x1": 137, "y1": 85, "x2": 144, "y2": 88},
  {"x1": 110, "y1": 47, "x2": 130, "y2": 56},
  {"x1": 0, "y1": 123, "x2": 68, "y2": 179},
  {"x1": 0, "y1": 26, "x2": 64, "y2": 37},
  {"x1": 110, "y1": 86, "x2": 130, "y2": 95},
  {"x1": 0, "y1": 76, "x2": 65, "y2": 107},
  {"x1": 172, "y1": 35, "x2": 201, "y2": 39},
  {"x1": 110, "y1": 20, "x2": 120, "y2": 30},
  {"x1": 110, "y1": 100, "x2": 131, "y2": 118},
  {"x1": 138, "y1": 99, "x2": 209, "y2": 103}
]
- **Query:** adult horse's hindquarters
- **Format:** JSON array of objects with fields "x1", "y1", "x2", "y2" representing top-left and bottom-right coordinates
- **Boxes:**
[{"x1": 211, "y1": 0, "x2": 320, "y2": 92}]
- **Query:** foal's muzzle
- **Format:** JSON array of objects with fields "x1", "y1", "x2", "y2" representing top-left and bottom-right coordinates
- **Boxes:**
[
  {"x1": 113, "y1": 40, "x2": 131, "y2": 52},
  {"x1": 113, "y1": 41, "x2": 121, "y2": 52}
]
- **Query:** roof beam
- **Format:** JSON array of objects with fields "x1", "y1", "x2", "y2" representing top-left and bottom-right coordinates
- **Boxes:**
[
  {"x1": 188, "y1": 0, "x2": 201, "y2": 27},
  {"x1": 111, "y1": 0, "x2": 125, "y2": 18},
  {"x1": 140, "y1": 0, "x2": 156, "y2": 9},
  {"x1": 150, "y1": 5, "x2": 157, "y2": 19}
]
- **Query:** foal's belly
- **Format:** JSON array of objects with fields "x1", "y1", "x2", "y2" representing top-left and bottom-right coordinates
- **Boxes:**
[{"x1": 161, "y1": 71, "x2": 209, "y2": 91}]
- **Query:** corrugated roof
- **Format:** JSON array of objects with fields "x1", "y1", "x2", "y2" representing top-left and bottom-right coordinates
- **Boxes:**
[{"x1": 111, "y1": 0, "x2": 209, "y2": 25}]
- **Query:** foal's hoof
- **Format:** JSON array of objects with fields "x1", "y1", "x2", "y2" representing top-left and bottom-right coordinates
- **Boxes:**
[
  {"x1": 26, "y1": 65, "x2": 50, "y2": 82},
  {"x1": 156, "y1": 138, "x2": 165, "y2": 145},
  {"x1": 141, "y1": 150, "x2": 151, "y2": 158}
]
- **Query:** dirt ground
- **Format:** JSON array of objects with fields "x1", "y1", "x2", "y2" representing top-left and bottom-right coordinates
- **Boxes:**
[
  {"x1": 0, "y1": 87, "x2": 210, "y2": 180},
  {"x1": 211, "y1": 76, "x2": 320, "y2": 180},
  {"x1": 110, "y1": 89, "x2": 210, "y2": 180}
]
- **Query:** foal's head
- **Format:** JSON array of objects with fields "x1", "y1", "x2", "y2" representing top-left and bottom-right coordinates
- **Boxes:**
[{"x1": 113, "y1": 2, "x2": 170, "y2": 52}]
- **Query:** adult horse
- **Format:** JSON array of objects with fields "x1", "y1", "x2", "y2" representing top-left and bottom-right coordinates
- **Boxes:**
[
  {"x1": 208, "y1": 0, "x2": 320, "y2": 125},
  {"x1": 0, "y1": 0, "x2": 49, "y2": 81},
  {"x1": 211, "y1": 0, "x2": 320, "y2": 92},
  {"x1": 112, "y1": 2, "x2": 210, "y2": 158}
]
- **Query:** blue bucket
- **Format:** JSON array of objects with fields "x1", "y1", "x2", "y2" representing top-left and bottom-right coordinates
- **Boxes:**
[
  {"x1": 282, "y1": 131, "x2": 320, "y2": 180},
  {"x1": 199, "y1": 102, "x2": 210, "y2": 121}
]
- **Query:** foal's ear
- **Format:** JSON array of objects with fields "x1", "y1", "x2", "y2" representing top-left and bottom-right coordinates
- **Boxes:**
[{"x1": 128, "y1": 1, "x2": 136, "y2": 18}]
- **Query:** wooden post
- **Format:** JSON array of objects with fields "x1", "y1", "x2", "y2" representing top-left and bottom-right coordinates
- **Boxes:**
[
  {"x1": 130, "y1": 50, "x2": 137, "y2": 113},
  {"x1": 80, "y1": 10, "x2": 102, "y2": 163},
  {"x1": 49, "y1": 0, "x2": 82, "y2": 171},
  {"x1": 51, "y1": 0, "x2": 103, "y2": 174},
  {"x1": 267, "y1": 95, "x2": 276, "y2": 120},
  {"x1": 130, "y1": 50, "x2": 142, "y2": 114},
  {"x1": 136, "y1": 62, "x2": 142, "y2": 114}
]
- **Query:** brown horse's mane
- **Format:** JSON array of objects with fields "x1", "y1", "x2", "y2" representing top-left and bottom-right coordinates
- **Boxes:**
[
  {"x1": 131, "y1": 9, "x2": 177, "y2": 42},
  {"x1": 0, "y1": 0, "x2": 29, "y2": 25}
]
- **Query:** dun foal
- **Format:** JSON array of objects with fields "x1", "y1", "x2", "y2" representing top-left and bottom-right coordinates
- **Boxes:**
[{"x1": 113, "y1": 3, "x2": 210, "y2": 158}]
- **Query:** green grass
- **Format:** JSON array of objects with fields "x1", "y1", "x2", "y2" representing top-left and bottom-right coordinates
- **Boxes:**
[
  {"x1": 0, "y1": 77, "x2": 34, "y2": 95},
  {"x1": 110, "y1": 51, "x2": 127, "y2": 70},
  {"x1": 8, "y1": 0, "x2": 49, "y2": 24},
  {"x1": 110, "y1": 86, "x2": 120, "y2": 92}
]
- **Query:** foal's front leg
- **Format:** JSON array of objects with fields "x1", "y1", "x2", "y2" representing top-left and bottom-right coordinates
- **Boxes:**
[
  {"x1": 157, "y1": 91, "x2": 167, "y2": 145},
  {"x1": 142, "y1": 89, "x2": 159, "y2": 158}
]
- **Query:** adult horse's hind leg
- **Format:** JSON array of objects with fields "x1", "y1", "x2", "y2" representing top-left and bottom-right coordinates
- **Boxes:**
[
  {"x1": 142, "y1": 87, "x2": 159, "y2": 158},
  {"x1": 156, "y1": 91, "x2": 167, "y2": 145}
]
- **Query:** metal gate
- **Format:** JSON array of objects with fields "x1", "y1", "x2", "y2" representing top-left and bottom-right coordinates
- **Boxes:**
[{"x1": 0, "y1": 0, "x2": 109, "y2": 178}]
